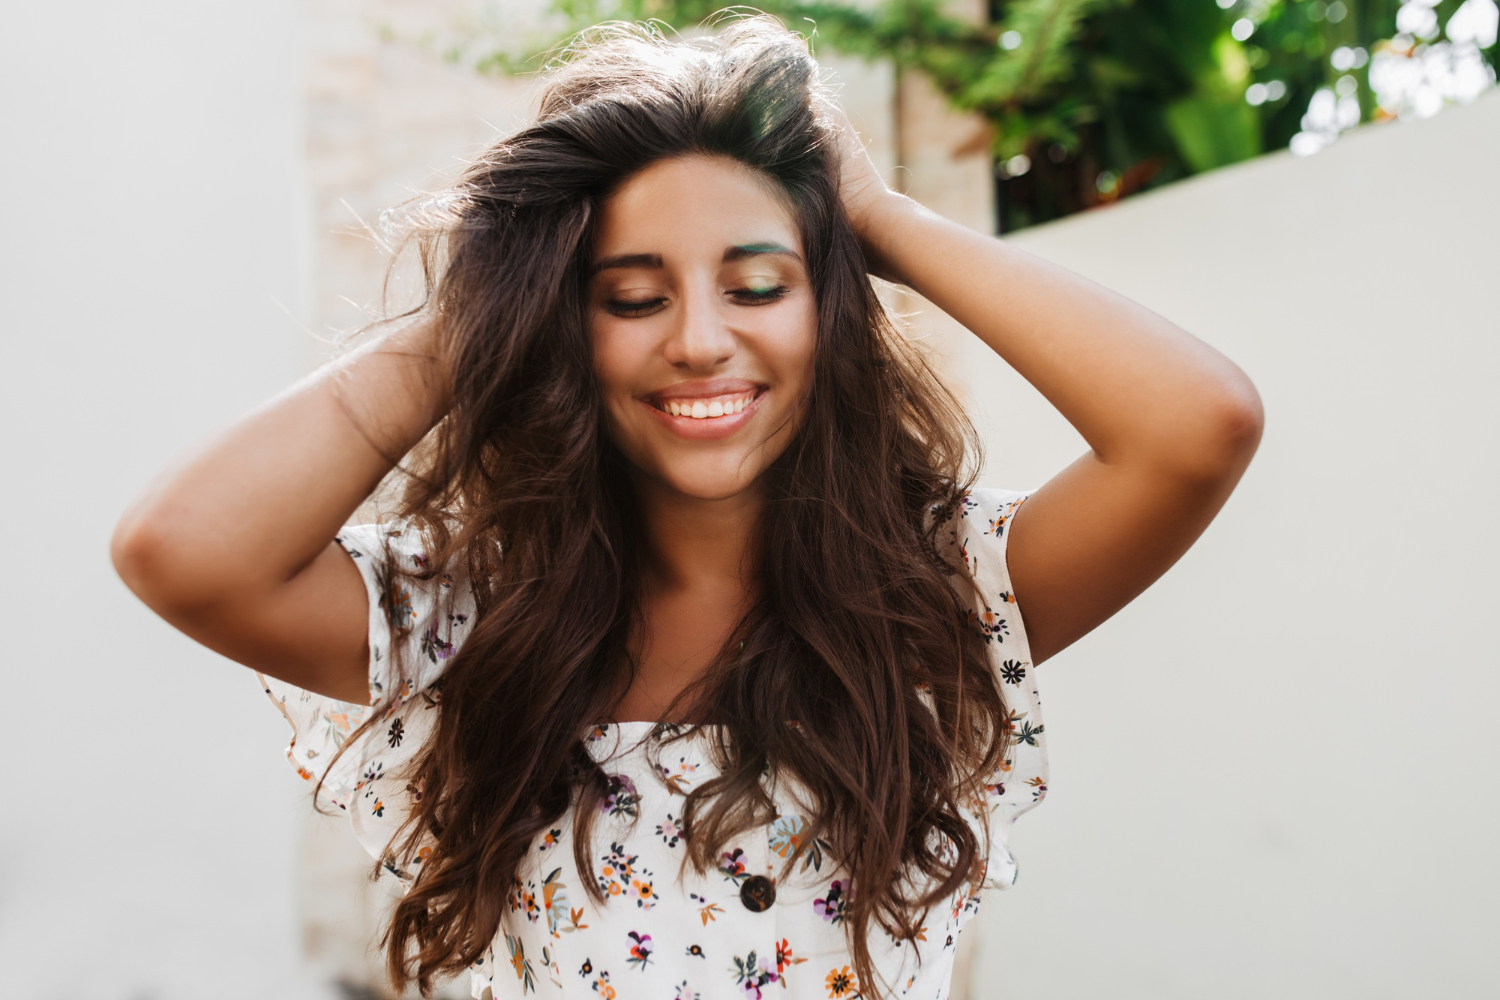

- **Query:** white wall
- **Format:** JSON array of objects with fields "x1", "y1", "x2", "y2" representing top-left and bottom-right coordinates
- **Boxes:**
[
  {"x1": 0, "y1": 4, "x2": 329, "y2": 999},
  {"x1": 933, "y1": 91, "x2": 1500, "y2": 999}
]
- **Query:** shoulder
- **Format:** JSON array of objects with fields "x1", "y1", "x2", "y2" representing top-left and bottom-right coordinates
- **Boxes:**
[
  {"x1": 936, "y1": 487, "x2": 1033, "y2": 575},
  {"x1": 332, "y1": 519, "x2": 479, "y2": 704}
]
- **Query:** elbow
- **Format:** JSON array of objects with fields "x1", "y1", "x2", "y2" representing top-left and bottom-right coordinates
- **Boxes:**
[
  {"x1": 110, "y1": 512, "x2": 215, "y2": 617},
  {"x1": 1214, "y1": 377, "x2": 1265, "y2": 465},
  {"x1": 111, "y1": 512, "x2": 170, "y2": 607},
  {"x1": 1166, "y1": 374, "x2": 1265, "y2": 482},
  {"x1": 1146, "y1": 374, "x2": 1266, "y2": 485}
]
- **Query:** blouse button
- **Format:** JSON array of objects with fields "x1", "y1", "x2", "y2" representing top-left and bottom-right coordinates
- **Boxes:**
[{"x1": 739, "y1": 875, "x2": 776, "y2": 912}]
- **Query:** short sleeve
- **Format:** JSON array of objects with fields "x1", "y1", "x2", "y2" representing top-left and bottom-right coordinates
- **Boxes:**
[
  {"x1": 256, "y1": 520, "x2": 476, "y2": 874},
  {"x1": 940, "y1": 488, "x2": 1049, "y2": 889}
]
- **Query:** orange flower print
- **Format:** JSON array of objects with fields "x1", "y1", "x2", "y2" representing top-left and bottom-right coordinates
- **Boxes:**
[
  {"x1": 509, "y1": 876, "x2": 540, "y2": 923},
  {"x1": 505, "y1": 933, "x2": 536, "y2": 994},
  {"x1": 775, "y1": 939, "x2": 806, "y2": 979},
  {"x1": 597, "y1": 843, "x2": 655, "y2": 909},
  {"x1": 769, "y1": 815, "x2": 830, "y2": 872},
  {"x1": 975, "y1": 607, "x2": 1009, "y2": 643},
  {"x1": 544, "y1": 868, "x2": 583, "y2": 937},
  {"x1": 825, "y1": 966, "x2": 859, "y2": 998},
  {"x1": 690, "y1": 892, "x2": 724, "y2": 925}
]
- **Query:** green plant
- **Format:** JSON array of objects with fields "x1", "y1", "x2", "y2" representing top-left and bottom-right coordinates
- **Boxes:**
[{"x1": 456, "y1": 0, "x2": 1496, "y2": 230}]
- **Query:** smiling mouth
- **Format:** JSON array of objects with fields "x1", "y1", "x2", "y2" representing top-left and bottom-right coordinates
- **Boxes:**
[{"x1": 650, "y1": 389, "x2": 761, "y2": 419}]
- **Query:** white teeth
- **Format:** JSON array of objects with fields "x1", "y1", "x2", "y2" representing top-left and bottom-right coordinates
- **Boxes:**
[{"x1": 656, "y1": 391, "x2": 757, "y2": 418}]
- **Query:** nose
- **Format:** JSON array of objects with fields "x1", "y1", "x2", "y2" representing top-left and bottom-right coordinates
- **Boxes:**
[{"x1": 662, "y1": 279, "x2": 737, "y2": 371}]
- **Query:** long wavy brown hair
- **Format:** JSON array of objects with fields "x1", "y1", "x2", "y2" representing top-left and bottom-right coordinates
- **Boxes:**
[{"x1": 338, "y1": 15, "x2": 1010, "y2": 997}]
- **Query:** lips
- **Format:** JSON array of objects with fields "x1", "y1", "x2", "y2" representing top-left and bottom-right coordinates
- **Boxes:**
[
  {"x1": 640, "y1": 379, "x2": 766, "y2": 438},
  {"x1": 652, "y1": 390, "x2": 757, "y2": 419}
]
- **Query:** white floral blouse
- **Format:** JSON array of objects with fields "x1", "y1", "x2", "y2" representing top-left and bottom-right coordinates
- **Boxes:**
[{"x1": 258, "y1": 488, "x2": 1047, "y2": 1000}]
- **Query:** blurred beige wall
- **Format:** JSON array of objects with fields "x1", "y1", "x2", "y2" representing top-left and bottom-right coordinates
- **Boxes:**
[
  {"x1": 1, "y1": 3, "x2": 328, "y2": 999},
  {"x1": 940, "y1": 88, "x2": 1500, "y2": 999}
]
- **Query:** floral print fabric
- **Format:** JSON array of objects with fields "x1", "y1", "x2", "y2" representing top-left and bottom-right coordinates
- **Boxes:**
[{"x1": 257, "y1": 488, "x2": 1046, "y2": 1000}]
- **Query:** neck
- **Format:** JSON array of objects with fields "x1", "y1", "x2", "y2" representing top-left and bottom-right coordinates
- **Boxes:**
[{"x1": 633, "y1": 474, "x2": 763, "y2": 596}]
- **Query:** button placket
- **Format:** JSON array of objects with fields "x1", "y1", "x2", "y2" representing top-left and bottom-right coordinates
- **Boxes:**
[{"x1": 753, "y1": 773, "x2": 787, "y2": 990}]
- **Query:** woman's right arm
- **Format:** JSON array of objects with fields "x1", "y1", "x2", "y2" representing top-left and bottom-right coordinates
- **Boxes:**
[{"x1": 111, "y1": 318, "x2": 449, "y2": 704}]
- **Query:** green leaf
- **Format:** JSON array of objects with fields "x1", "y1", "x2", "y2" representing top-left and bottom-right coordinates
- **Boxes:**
[{"x1": 1163, "y1": 93, "x2": 1261, "y2": 171}]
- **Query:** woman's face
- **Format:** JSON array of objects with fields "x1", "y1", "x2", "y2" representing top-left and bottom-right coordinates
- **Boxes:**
[{"x1": 588, "y1": 154, "x2": 818, "y2": 502}]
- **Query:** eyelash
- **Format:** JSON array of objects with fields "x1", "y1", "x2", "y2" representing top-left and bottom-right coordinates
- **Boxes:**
[{"x1": 607, "y1": 285, "x2": 789, "y2": 316}]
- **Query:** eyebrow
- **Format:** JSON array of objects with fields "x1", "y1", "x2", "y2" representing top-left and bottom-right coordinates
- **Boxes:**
[{"x1": 590, "y1": 242, "x2": 802, "y2": 275}]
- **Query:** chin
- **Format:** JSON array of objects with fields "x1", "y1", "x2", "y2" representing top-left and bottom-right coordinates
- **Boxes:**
[{"x1": 651, "y1": 457, "x2": 766, "y2": 502}]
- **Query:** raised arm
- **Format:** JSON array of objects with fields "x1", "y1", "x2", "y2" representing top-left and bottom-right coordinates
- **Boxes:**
[
  {"x1": 830, "y1": 105, "x2": 1264, "y2": 665},
  {"x1": 110, "y1": 318, "x2": 450, "y2": 702}
]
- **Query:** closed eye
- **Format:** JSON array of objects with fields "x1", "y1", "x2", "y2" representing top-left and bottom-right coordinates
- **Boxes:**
[
  {"x1": 731, "y1": 285, "x2": 788, "y2": 305},
  {"x1": 606, "y1": 286, "x2": 789, "y2": 317},
  {"x1": 607, "y1": 297, "x2": 668, "y2": 317}
]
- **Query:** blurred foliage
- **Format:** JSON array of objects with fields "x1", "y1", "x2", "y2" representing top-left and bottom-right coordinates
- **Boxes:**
[{"x1": 463, "y1": 0, "x2": 1497, "y2": 230}]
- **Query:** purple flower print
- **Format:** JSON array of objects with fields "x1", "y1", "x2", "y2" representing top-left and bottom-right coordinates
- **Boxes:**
[
  {"x1": 626, "y1": 931, "x2": 652, "y2": 970},
  {"x1": 813, "y1": 879, "x2": 850, "y2": 924},
  {"x1": 601, "y1": 774, "x2": 641, "y2": 818}
]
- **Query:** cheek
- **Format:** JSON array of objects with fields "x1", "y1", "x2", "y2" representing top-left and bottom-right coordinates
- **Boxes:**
[
  {"x1": 767, "y1": 299, "x2": 819, "y2": 393},
  {"x1": 588, "y1": 322, "x2": 645, "y2": 450},
  {"x1": 590, "y1": 318, "x2": 643, "y2": 399}
]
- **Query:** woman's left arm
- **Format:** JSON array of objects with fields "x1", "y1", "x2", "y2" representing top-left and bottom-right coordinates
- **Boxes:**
[{"x1": 832, "y1": 110, "x2": 1264, "y2": 665}]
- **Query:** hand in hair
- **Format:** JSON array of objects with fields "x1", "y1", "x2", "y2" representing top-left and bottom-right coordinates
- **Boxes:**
[
  {"x1": 821, "y1": 115, "x2": 1264, "y2": 665},
  {"x1": 819, "y1": 97, "x2": 900, "y2": 282}
]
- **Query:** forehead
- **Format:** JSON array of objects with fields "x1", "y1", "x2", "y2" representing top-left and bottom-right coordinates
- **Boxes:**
[{"x1": 591, "y1": 154, "x2": 802, "y2": 261}]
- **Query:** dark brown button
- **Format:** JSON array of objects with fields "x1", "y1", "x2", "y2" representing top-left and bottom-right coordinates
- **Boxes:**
[{"x1": 739, "y1": 874, "x2": 776, "y2": 912}]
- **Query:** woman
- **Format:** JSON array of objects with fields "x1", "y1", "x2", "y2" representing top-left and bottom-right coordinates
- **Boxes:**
[{"x1": 111, "y1": 16, "x2": 1262, "y2": 1000}]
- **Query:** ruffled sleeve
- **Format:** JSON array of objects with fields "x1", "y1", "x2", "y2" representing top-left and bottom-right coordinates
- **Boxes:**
[
  {"x1": 940, "y1": 487, "x2": 1049, "y2": 889},
  {"x1": 256, "y1": 520, "x2": 476, "y2": 876}
]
